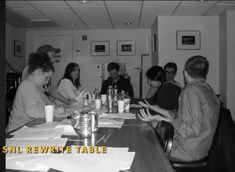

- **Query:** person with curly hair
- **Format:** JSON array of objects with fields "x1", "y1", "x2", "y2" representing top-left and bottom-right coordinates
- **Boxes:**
[{"x1": 6, "y1": 53, "x2": 62, "y2": 132}]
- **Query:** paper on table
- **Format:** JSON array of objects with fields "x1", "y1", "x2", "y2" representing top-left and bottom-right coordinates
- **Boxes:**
[
  {"x1": 33, "y1": 122, "x2": 77, "y2": 136},
  {"x1": 55, "y1": 125, "x2": 77, "y2": 136},
  {"x1": 6, "y1": 154, "x2": 50, "y2": 171},
  {"x1": 40, "y1": 146, "x2": 135, "y2": 172},
  {"x1": 6, "y1": 147, "x2": 135, "y2": 172},
  {"x1": 6, "y1": 138, "x2": 67, "y2": 151},
  {"x1": 98, "y1": 118, "x2": 124, "y2": 128},
  {"x1": 6, "y1": 138, "x2": 68, "y2": 159},
  {"x1": 11, "y1": 127, "x2": 64, "y2": 139},
  {"x1": 101, "y1": 113, "x2": 136, "y2": 119}
]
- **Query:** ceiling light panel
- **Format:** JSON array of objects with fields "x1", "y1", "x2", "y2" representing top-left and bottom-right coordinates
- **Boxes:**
[
  {"x1": 174, "y1": 1, "x2": 218, "y2": 15},
  {"x1": 6, "y1": 1, "x2": 32, "y2": 9},
  {"x1": 66, "y1": 1, "x2": 112, "y2": 29},
  {"x1": 26, "y1": 1, "x2": 88, "y2": 29},
  {"x1": 140, "y1": 1, "x2": 179, "y2": 28},
  {"x1": 105, "y1": 1, "x2": 142, "y2": 29},
  {"x1": 206, "y1": 1, "x2": 235, "y2": 15}
]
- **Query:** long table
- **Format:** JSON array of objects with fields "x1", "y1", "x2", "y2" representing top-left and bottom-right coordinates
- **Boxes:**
[{"x1": 6, "y1": 109, "x2": 173, "y2": 172}]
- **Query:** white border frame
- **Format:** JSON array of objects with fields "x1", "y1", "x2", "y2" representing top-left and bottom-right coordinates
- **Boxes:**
[
  {"x1": 176, "y1": 30, "x2": 201, "y2": 50},
  {"x1": 91, "y1": 41, "x2": 110, "y2": 56},
  {"x1": 117, "y1": 40, "x2": 136, "y2": 56}
]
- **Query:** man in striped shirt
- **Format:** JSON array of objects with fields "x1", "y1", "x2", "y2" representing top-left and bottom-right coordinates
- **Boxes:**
[{"x1": 139, "y1": 55, "x2": 220, "y2": 161}]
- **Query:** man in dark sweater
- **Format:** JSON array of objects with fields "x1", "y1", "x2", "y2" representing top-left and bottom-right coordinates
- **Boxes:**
[{"x1": 101, "y1": 62, "x2": 134, "y2": 97}]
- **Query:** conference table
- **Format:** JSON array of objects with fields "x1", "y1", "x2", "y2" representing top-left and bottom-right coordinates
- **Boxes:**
[{"x1": 6, "y1": 108, "x2": 174, "y2": 172}]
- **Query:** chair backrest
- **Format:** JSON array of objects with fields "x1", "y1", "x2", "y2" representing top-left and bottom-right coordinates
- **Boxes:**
[
  {"x1": 207, "y1": 107, "x2": 235, "y2": 172},
  {"x1": 155, "y1": 120, "x2": 174, "y2": 158}
]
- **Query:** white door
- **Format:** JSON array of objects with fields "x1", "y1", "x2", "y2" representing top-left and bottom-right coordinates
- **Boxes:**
[
  {"x1": 79, "y1": 63, "x2": 103, "y2": 93},
  {"x1": 31, "y1": 34, "x2": 73, "y2": 91}
]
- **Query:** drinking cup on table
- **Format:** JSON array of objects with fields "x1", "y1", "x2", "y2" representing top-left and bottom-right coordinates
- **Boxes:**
[
  {"x1": 118, "y1": 100, "x2": 125, "y2": 113},
  {"x1": 95, "y1": 99, "x2": 101, "y2": 109},
  {"x1": 101, "y1": 94, "x2": 107, "y2": 105},
  {"x1": 44, "y1": 105, "x2": 54, "y2": 122}
]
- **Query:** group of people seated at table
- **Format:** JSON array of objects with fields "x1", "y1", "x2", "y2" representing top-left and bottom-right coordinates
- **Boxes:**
[{"x1": 6, "y1": 44, "x2": 220, "y2": 164}]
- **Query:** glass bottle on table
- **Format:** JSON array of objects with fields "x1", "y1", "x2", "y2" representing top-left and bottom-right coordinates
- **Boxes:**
[
  {"x1": 107, "y1": 86, "x2": 113, "y2": 113},
  {"x1": 113, "y1": 85, "x2": 118, "y2": 113},
  {"x1": 83, "y1": 91, "x2": 89, "y2": 107}
]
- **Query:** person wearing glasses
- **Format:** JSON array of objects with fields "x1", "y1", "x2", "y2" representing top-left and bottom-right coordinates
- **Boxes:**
[
  {"x1": 164, "y1": 62, "x2": 182, "y2": 88},
  {"x1": 139, "y1": 56, "x2": 219, "y2": 161}
]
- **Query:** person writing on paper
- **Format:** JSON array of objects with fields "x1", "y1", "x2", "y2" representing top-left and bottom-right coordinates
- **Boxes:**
[
  {"x1": 138, "y1": 55, "x2": 219, "y2": 161},
  {"x1": 21, "y1": 44, "x2": 73, "y2": 105},
  {"x1": 6, "y1": 53, "x2": 63, "y2": 132},
  {"x1": 57, "y1": 63, "x2": 84, "y2": 102}
]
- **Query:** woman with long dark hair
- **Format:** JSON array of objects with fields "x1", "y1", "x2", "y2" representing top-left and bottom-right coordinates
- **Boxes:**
[{"x1": 57, "y1": 63, "x2": 83, "y2": 100}]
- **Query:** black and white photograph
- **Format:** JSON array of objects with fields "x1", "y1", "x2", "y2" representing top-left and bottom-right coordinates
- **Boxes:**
[
  {"x1": 117, "y1": 40, "x2": 136, "y2": 56},
  {"x1": 3, "y1": 1, "x2": 235, "y2": 172},
  {"x1": 176, "y1": 30, "x2": 201, "y2": 50},
  {"x1": 91, "y1": 41, "x2": 110, "y2": 56}
]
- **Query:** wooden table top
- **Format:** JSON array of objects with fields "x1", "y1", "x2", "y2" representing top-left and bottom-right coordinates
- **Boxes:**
[{"x1": 6, "y1": 108, "x2": 173, "y2": 172}]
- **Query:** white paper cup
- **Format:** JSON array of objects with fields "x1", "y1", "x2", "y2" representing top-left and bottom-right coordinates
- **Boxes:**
[
  {"x1": 95, "y1": 99, "x2": 101, "y2": 109},
  {"x1": 101, "y1": 94, "x2": 107, "y2": 105},
  {"x1": 118, "y1": 100, "x2": 125, "y2": 113},
  {"x1": 44, "y1": 105, "x2": 54, "y2": 122}
]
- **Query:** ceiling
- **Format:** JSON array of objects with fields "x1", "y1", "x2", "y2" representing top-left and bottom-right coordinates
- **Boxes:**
[{"x1": 6, "y1": 0, "x2": 235, "y2": 30}]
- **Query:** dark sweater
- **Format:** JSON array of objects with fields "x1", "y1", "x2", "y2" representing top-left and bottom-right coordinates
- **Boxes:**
[
  {"x1": 147, "y1": 82, "x2": 181, "y2": 110},
  {"x1": 101, "y1": 75, "x2": 134, "y2": 97}
]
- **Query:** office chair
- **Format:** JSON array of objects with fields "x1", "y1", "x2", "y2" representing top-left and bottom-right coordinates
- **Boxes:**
[{"x1": 155, "y1": 120, "x2": 174, "y2": 158}]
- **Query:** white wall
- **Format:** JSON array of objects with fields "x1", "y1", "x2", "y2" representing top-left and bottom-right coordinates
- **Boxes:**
[
  {"x1": 72, "y1": 29, "x2": 151, "y2": 98},
  {"x1": 219, "y1": 11, "x2": 228, "y2": 107},
  {"x1": 226, "y1": 11, "x2": 235, "y2": 120},
  {"x1": 6, "y1": 23, "x2": 26, "y2": 72},
  {"x1": 158, "y1": 16, "x2": 219, "y2": 93},
  {"x1": 26, "y1": 29, "x2": 151, "y2": 97}
]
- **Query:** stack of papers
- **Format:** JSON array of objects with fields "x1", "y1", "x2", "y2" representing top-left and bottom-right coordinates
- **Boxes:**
[
  {"x1": 98, "y1": 118, "x2": 124, "y2": 128},
  {"x1": 101, "y1": 113, "x2": 136, "y2": 119},
  {"x1": 11, "y1": 126, "x2": 65, "y2": 139},
  {"x1": 6, "y1": 147, "x2": 135, "y2": 172}
]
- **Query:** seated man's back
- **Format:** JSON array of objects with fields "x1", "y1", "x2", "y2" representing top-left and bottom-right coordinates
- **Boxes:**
[{"x1": 171, "y1": 79, "x2": 219, "y2": 161}]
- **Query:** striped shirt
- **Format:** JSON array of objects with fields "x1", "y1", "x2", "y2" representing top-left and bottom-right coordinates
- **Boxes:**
[{"x1": 170, "y1": 78, "x2": 220, "y2": 161}]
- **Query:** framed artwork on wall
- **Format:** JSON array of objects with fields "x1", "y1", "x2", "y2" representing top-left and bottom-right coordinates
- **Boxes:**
[
  {"x1": 91, "y1": 41, "x2": 110, "y2": 56},
  {"x1": 176, "y1": 30, "x2": 201, "y2": 50},
  {"x1": 14, "y1": 40, "x2": 23, "y2": 57},
  {"x1": 117, "y1": 40, "x2": 136, "y2": 56}
]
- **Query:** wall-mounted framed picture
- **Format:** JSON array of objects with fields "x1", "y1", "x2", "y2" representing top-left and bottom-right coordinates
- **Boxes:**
[
  {"x1": 14, "y1": 40, "x2": 23, "y2": 57},
  {"x1": 176, "y1": 30, "x2": 201, "y2": 50},
  {"x1": 91, "y1": 41, "x2": 110, "y2": 56},
  {"x1": 117, "y1": 40, "x2": 136, "y2": 56}
]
